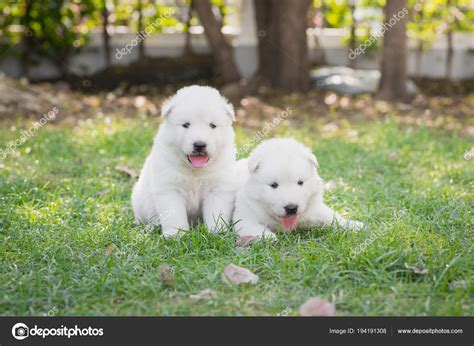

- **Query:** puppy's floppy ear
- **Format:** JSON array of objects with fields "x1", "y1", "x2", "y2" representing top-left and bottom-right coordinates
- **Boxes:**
[
  {"x1": 305, "y1": 148, "x2": 319, "y2": 169},
  {"x1": 221, "y1": 97, "x2": 235, "y2": 121},
  {"x1": 248, "y1": 154, "x2": 261, "y2": 173},
  {"x1": 161, "y1": 96, "x2": 175, "y2": 118}
]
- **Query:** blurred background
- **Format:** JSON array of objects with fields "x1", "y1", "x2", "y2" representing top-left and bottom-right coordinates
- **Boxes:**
[{"x1": 0, "y1": 0, "x2": 472, "y2": 104}]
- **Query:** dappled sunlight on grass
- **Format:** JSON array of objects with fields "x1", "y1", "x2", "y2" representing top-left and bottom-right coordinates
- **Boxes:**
[{"x1": 0, "y1": 113, "x2": 472, "y2": 316}]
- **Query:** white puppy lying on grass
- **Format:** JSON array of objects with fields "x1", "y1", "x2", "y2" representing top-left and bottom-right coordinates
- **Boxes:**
[
  {"x1": 132, "y1": 86, "x2": 238, "y2": 237},
  {"x1": 233, "y1": 138, "x2": 363, "y2": 240}
]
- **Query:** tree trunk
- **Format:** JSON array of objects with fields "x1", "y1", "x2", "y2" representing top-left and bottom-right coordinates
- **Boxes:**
[
  {"x1": 377, "y1": 0, "x2": 408, "y2": 101},
  {"x1": 102, "y1": 0, "x2": 112, "y2": 67},
  {"x1": 445, "y1": 0, "x2": 453, "y2": 80},
  {"x1": 274, "y1": 0, "x2": 311, "y2": 91},
  {"x1": 254, "y1": 0, "x2": 275, "y2": 81},
  {"x1": 254, "y1": 0, "x2": 311, "y2": 92},
  {"x1": 20, "y1": 0, "x2": 33, "y2": 79},
  {"x1": 446, "y1": 28, "x2": 453, "y2": 80},
  {"x1": 58, "y1": 21, "x2": 72, "y2": 81},
  {"x1": 416, "y1": 40, "x2": 423, "y2": 77},
  {"x1": 415, "y1": 0, "x2": 424, "y2": 77},
  {"x1": 137, "y1": 0, "x2": 145, "y2": 60},
  {"x1": 314, "y1": 1, "x2": 327, "y2": 65},
  {"x1": 313, "y1": 33, "x2": 326, "y2": 66},
  {"x1": 194, "y1": 0, "x2": 240, "y2": 83},
  {"x1": 348, "y1": 0, "x2": 356, "y2": 68},
  {"x1": 184, "y1": 0, "x2": 194, "y2": 55},
  {"x1": 58, "y1": 51, "x2": 71, "y2": 81}
]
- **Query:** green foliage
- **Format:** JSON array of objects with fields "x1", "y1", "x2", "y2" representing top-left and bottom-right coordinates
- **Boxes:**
[
  {"x1": 36, "y1": 1, "x2": 100, "y2": 59},
  {"x1": 0, "y1": 0, "x2": 472, "y2": 65},
  {"x1": 322, "y1": 0, "x2": 352, "y2": 28},
  {"x1": 312, "y1": 0, "x2": 473, "y2": 50},
  {"x1": 408, "y1": 0, "x2": 473, "y2": 50},
  {"x1": 0, "y1": 0, "x2": 101, "y2": 65},
  {"x1": 0, "y1": 1, "x2": 25, "y2": 57},
  {"x1": 113, "y1": 0, "x2": 178, "y2": 33},
  {"x1": 0, "y1": 0, "x2": 236, "y2": 64}
]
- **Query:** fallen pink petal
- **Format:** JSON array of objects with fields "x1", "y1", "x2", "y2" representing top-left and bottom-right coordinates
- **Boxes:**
[
  {"x1": 222, "y1": 264, "x2": 259, "y2": 285},
  {"x1": 299, "y1": 297, "x2": 336, "y2": 316}
]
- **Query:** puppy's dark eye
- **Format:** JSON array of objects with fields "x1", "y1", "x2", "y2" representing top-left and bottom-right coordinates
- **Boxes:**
[
  {"x1": 182, "y1": 122, "x2": 190, "y2": 128},
  {"x1": 270, "y1": 182, "x2": 278, "y2": 189},
  {"x1": 210, "y1": 123, "x2": 217, "y2": 129},
  {"x1": 298, "y1": 180, "x2": 304, "y2": 186}
]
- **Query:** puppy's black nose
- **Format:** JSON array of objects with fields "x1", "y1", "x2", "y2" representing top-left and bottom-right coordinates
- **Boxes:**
[
  {"x1": 193, "y1": 141, "x2": 207, "y2": 152},
  {"x1": 284, "y1": 204, "x2": 298, "y2": 215}
]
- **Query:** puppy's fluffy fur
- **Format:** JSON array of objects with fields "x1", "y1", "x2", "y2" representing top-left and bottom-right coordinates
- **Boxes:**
[
  {"x1": 132, "y1": 86, "x2": 238, "y2": 237},
  {"x1": 233, "y1": 138, "x2": 363, "y2": 239}
]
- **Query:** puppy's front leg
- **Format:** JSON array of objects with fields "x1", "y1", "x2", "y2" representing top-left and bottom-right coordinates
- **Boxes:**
[
  {"x1": 307, "y1": 202, "x2": 363, "y2": 231},
  {"x1": 202, "y1": 190, "x2": 234, "y2": 232},
  {"x1": 233, "y1": 198, "x2": 276, "y2": 240},
  {"x1": 152, "y1": 194, "x2": 189, "y2": 238},
  {"x1": 235, "y1": 219, "x2": 277, "y2": 240}
]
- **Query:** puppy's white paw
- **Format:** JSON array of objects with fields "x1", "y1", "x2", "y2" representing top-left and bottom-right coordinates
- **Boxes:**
[
  {"x1": 348, "y1": 220, "x2": 364, "y2": 231},
  {"x1": 162, "y1": 228, "x2": 185, "y2": 238},
  {"x1": 238, "y1": 230, "x2": 277, "y2": 242},
  {"x1": 260, "y1": 230, "x2": 278, "y2": 241}
]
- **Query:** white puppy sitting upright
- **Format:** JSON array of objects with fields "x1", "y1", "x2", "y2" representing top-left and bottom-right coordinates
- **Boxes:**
[
  {"x1": 132, "y1": 86, "x2": 237, "y2": 237},
  {"x1": 233, "y1": 138, "x2": 363, "y2": 239}
]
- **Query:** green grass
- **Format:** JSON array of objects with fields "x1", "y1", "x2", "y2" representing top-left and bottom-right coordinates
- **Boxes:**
[{"x1": 0, "y1": 114, "x2": 472, "y2": 316}]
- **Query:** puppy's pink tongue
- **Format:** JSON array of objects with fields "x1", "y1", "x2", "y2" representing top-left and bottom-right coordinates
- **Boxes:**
[
  {"x1": 188, "y1": 155, "x2": 208, "y2": 168},
  {"x1": 280, "y1": 215, "x2": 298, "y2": 230}
]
